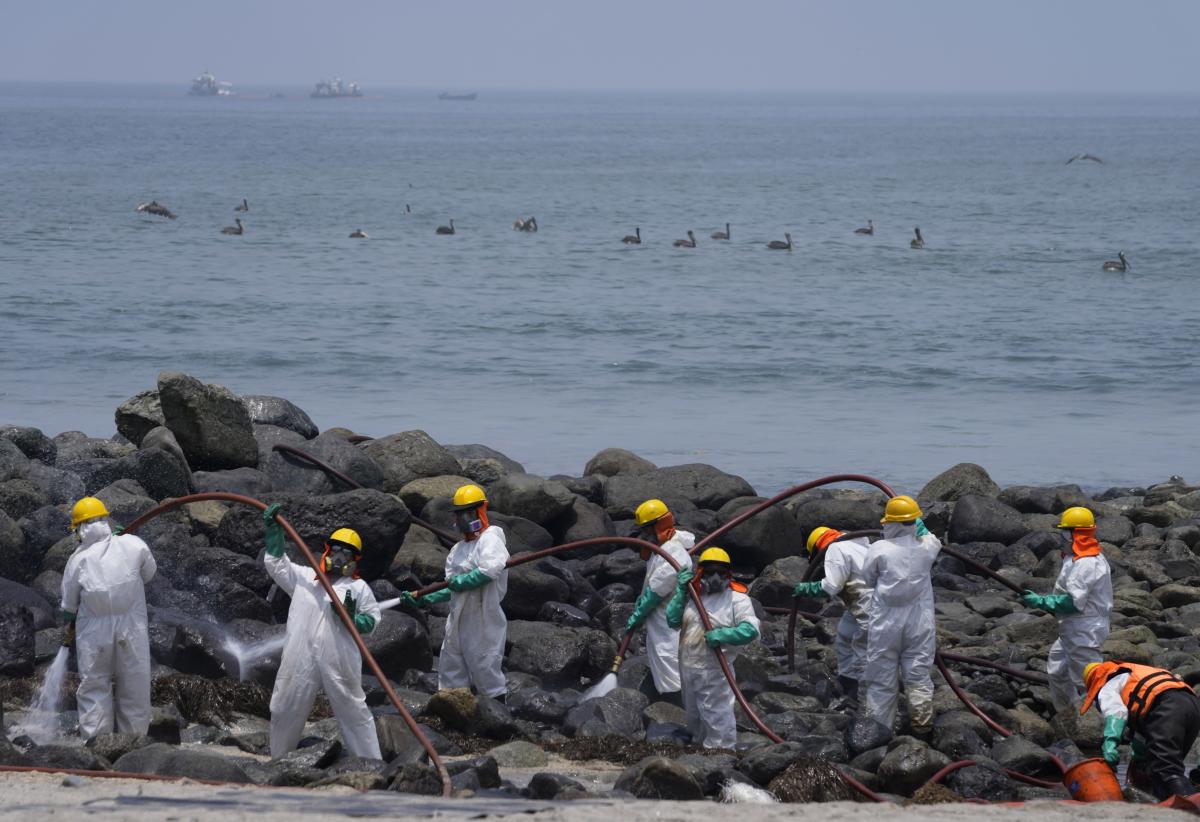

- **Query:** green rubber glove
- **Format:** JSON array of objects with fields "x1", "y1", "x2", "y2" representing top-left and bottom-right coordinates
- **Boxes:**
[
  {"x1": 60, "y1": 609, "x2": 77, "y2": 623},
  {"x1": 112, "y1": 524, "x2": 125, "y2": 536},
  {"x1": 915, "y1": 518, "x2": 930, "y2": 538},
  {"x1": 1021, "y1": 590, "x2": 1079, "y2": 615},
  {"x1": 625, "y1": 589, "x2": 665, "y2": 632},
  {"x1": 332, "y1": 588, "x2": 357, "y2": 618},
  {"x1": 447, "y1": 568, "x2": 491, "y2": 592},
  {"x1": 665, "y1": 569, "x2": 694, "y2": 629},
  {"x1": 262, "y1": 503, "x2": 285, "y2": 557},
  {"x1": 399, "y1": 592, "x2": 420, "y2": 609},
  {"x1": 793, "y1": 581, "x2": 827, "y2": 598},
  {"x1": 705, "y1": 620, "x2": 759, "y2": 648},
  {"x1": 353, "y1": 613, "x2": 376, "y2": 634},
  {"x1": 422, "y1": 587, "x2": 452, "y2": 605},
  {"x1": 1101, "y1": 715, "x2": 1125, "y2": 766}
]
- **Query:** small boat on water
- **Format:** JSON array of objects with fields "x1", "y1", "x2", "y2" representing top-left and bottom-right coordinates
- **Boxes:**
[
  {"x1": 312, "y1": 78, "x2": 362, "y2": 98},
  {"x1": 438, "y1": 92, "x2": 477, "y2": 101},
  {"x1": 188, "y1": 71, "x2": 232, "y2": 96}
]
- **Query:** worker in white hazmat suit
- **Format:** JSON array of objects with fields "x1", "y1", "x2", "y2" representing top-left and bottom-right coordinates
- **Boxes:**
[
  {"x1": 665, "y1": 547, "x2": 760, "y2": 749},
  {"x1": 860, "y1": 495, "x2": 942, "y2": 734},
  {"x1": 262, "y1": 505, "x2": 382, "y2": 759},
  {"x1": 403, "y1": 484, "x2": 509, "y2": 699},
  {"x1": 792, "y1": 526, "x2": 873, "y2": 699},
  {"x1": 1021, "y1": 506, "x2": 1112, "y2": 712},
  {"x1": 625, "y1": 498, "x2": 695, "y2": 697},
  {"x1": 60, "y1": 496, "x2": 156, "y2": 739}
]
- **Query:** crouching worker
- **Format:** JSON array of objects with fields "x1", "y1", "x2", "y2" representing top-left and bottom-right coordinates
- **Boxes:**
[
  {"x1": 1082, "y1": 660, "x2": 1200, "y2": 800},
  {"x1": 792, "y1": 525, "x2": 872, "y2": 699},
  {"x1": 62, "y1": 496, "x2": 157, "y2": 739},
  {"x1": 262, "y1": 504, "x2": 381, "y2": 759},
  {"x1": 402, "y1": 484, "x2": 509, "y2": 700},
  {"x1": 665, "y1": 547, "x2": 760, "y2": 749}
]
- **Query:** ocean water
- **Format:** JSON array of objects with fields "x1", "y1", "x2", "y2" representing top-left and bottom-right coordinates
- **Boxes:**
[{"x1": 1, "y1": 84, "x2": 1197, "y2": 494}]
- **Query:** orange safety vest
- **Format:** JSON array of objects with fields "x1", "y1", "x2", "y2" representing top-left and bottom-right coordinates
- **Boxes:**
[{"x1": 1081, "y1": 661, "x2": 1194, "y2": 725}]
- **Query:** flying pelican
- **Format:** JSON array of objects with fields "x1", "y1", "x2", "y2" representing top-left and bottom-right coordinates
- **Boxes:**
[
  {"x1": 436, "y1": 219, "x2": 455, "y2": 235},
  {"x1": 855, "y1": 220, "x2": 874, "y2": 236},
  {"x1": 767, "y1": 232, "x2": 793, "y2": 251},
  {"x1": 910, "y1": 227, "x2": 925, "y2": 249},
  {"x1": 711, "y1": 223, "x2": 730, "y2": 240},
  {"x1": 673, "y1": 230, "x2": 696, "y2": 248},
  {"x1": 622, "y1": 227, "x2": 642, "y2": 245},
  {"x1": 349, "y1": 229, "x2": 368, "y2": 239},
  {"x1": 234, "y1": 199, "x2": 249, "y2": 212},
  {"x1": 135, "y1": 201, "x2": 177, "y2": 219},
  {"x1": 220, "y1": 218, "x2": 244, "y2": 235},
  {"x1": 1101, "y1": 252, "x2": 1129, "y2": 272},
  {"x1": 1066, "y1": 154, "x2": 1104, "y2": 165}
]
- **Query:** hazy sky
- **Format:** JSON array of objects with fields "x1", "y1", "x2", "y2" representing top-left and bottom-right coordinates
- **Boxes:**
[{"x1": 2, "y1": 0, "x2": 1197, "y2": 93}]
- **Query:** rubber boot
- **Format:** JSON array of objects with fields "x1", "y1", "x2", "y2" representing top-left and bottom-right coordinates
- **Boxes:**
[{"x1": 1160, "y1": 775, "x2": 1197, "y2": 801}]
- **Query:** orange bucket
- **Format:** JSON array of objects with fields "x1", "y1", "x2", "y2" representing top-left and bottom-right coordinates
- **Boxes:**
[{"x1": 1063, "y1": 758, "x2": 1123, "y2": 802}]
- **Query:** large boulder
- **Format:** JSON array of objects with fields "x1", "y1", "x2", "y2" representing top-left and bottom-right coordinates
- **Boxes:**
[
  {"x1": 256, "y1": 428, "x2": 384, "y2": 495},
  {"x1": 114, "y1": 390, "x2": 166, "y2": 446},
  {"x1": 0, "y1": 604, "x2": 35, "y2": 676},
  {"x1": 487, "y1": 474, "x2": 574, "y2": 526},
  {"x1": 0, "y1": 438, "x2": 30, "y2": 482},
  {"x1": 614, "y1": 756, "x2": 704, "y2": 800},
  {"x1": 564, "y1": 687, "x2": 649, "y2": 737},
  {"x1": 157, "y1": 372, "x2": 258, "y2": 471},
  {"x1": 363, "y1": 611, "x2": 432, "y2": 674},
  {"x1": 504, "y1": 620, "x2": 616, "y2": 685},
  {"x1": 0, "y1": 578, "x2": 56, "y2": 629},
  {"x1": 118, "y1": 447, "x2": 191, "y2": 501},
  {"x1": 0, "y1": 425, "x2": 56, "y2": 464},
  {"x1": 362, "y1": 432, "x2": 461, "y2": 494},
  {"x1": 397, "y1": 475, "x2": 473, "y2": 516},
  {"x1": 601, "y1": 473, "x2": 696, "y2": 521},
  {"x1": 0, "y1": 511, "x2": 35, "y2": 584},
  {"x1": 214, "y1": 489, "x2": 411, "y2": 580},
  {"x1": 113, "y1": 743, "x2": 252, "y2": 782},
  {"x1": 18, "y1": 505, "x2": 71, "y2": 567},
  {"x1": 948, "y1": 495, "x2": 1030, "y2": 545},
  {"x1": 20, "y1": 462, "x2": 85, "y2": 505},
  {"x1": 919, "y1": 464, "x2": 1000, "y2": 503},
  {"x1": 0, "y1": 478, "x2": 50, "y2": 521},
  {"x1": 584, "y1": 448, "x2": 656, "y2": 477},
  {"x1": 192, "y1": 467, "x2": 274, "y2": 497},
  {"x1": 52, "y1": 432, "x2": 133, "y2": 464},
  {"x1": 652, "y1": 464, "x2": 755, "y2": 510},
  {"x1": 444, "y1": 444, "x2": 525, "y2": 475},
  {"x1": 714, "y1": 497, "x2": 804, "y2": 570},
  {"x1": 997, "y1": 485, "x2": 1090, "y2": 515},
  {"x1": 545, "y1": 496, "x2": 616, "y2": 550},
  {"x1": 241, "y1": 395, "x2": 318, "y2": 439},
  {"x1": 876, "y1": 739, "x2": 951, "y2": 796},
  {"x1": 789, "y1": 492, "x2": 886, "y2": 545},
  {"x1": 502, "y1": 564, "x2": 571, "y2": 620}
]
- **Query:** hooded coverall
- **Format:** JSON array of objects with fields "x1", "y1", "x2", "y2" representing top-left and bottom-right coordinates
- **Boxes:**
[
  {"x1": 637, "y1": 529, "x2": 695, "y2": 694},
  {"x1": 860, "y1": 522, "x2": 942, "y2": 731},
  {"x1": 439, "y1": 525, "x2": 509, "y2": 697},
  {"x1": 1046, "y1": 530, "x2": 1113, "y2": 712},
  {"x1": 61, "y1": 519, "x2": 156, "y2": 739}
]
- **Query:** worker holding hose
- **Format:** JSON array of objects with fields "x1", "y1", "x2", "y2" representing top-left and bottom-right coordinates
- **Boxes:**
[
  {"x1": 665, "y1": 547, "x2": 760, "y2": 749},
  {"x1": 1021, "y1": 507, "x2": 1112, "y2": 712},
  {"x1": 626, "y1": 498, "x2": 695, "y2": 699},
  {"x1": 403, "y1": 484, "x2": 510, "y2": 701},
  {"x1": 1081, "y1": 660, "x2": 1200, "y2": 800},
  {"x1": 60, "y1": 496, "x2": 157, "y2": 739},
  {"x1": 262, "y1": 505, "x2": 382, "y2": 759},
  {"x1": 792, "y1": 526, "x2": 873, "y2": 700},
  {"x1": 860, "y1": 495, "x2": 942, "y2": 736}
]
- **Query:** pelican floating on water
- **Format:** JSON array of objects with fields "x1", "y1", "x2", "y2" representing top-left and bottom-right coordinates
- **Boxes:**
[
  {"x1": 1066, "y1": 154, "x2": 1104, "y2": 165},
  {"x1": 711, "y1": 223, "x2": 730, "y2": 240},
  {"x1": 855, "y1": 220, "x2": 874, "y2": 236},
  {"x1": 910, "y1": 227, "x2": 925, "y2": 249},
  {"x1": 136, "y1": 201, "x2": 177, "y2": 219},
  {"x1": 673, "y1": 230, "x2": 696, "y2": 248},
  {"x1": 1101, "y1": 252, "x2": 1129, "y2": 272},
  {"x1": 234, "y1": 199, "x2": 249, "y2": 212},
  {"x1": 349, "y1": 229, "x2": 368, "y2": 239},
  {"x1": 622, "y1": 227, "x2": 641, "y2": 245},
  {"x1": 767, "y1": 232, "x2": 792, "y2": 251},
  {"x1": 436, "y1": 219, "x2": 456, "y2": 235},
  {"x1": 513, "y1": 216, "x2": 538, "y2": 232},
  {"x1": 221, "y1": 218, "x2": 244, "y2": 235}
]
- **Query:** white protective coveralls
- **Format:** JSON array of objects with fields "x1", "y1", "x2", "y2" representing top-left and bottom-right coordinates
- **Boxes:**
[
  {"x1": 860, "y1": 522, "x2": 942, "y2": 731},
  {"x1": 820, "y1": 536, "x2": 872, "y2": 682},
  {"x1": 439, "y1": 525, "x2": 509, "y2": 697},
  {"x1": 265, "y1": 553, "x2": 382, "y2": 759},
  {"x1": 641, "y1": 529, "x2": 695, "y2": 694},
  {"x1": 1046, "y1": 552, "x2": 1112, "y2": 712},
  {"x1": 678, "y1": 584, "x2": 760, "y2": 749},
  {"x1": 61, "y1": 519, "x2": 156, "y2": 739}
]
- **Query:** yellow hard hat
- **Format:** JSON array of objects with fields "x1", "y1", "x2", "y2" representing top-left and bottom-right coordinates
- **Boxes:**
[
  {"x1": 697, "y1": 547, "x2": 731, "y2": 566},
  {"x1": 1057, "y1": 507, "x2": 1095, "y2": 529},
  {"x1": 71, "y1": 497, "x2": 110, "y2": 530},
  {"x1": 1083, "y1": 661, "x2": 1101, "y2": 685},
  {"x1": 452, "y1": 484, "x2": 487, "y2": 511},
  {"x1": 634, "y1": 498, "x2": 670, "y2": 527},
  {"x1": 881, "y1": 495, "x2": 922, "y2": 523},
  {"x1": 807, "y1": 526, "x2": 835, "y2": 555},
  {"x1": 328, "y1": 527, "x2": 363, "y2": 554}
]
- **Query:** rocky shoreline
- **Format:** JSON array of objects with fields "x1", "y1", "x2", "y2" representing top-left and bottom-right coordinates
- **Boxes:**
[{"x1": 2, "y1": 370, "x2": 1199, "y2": 804}]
